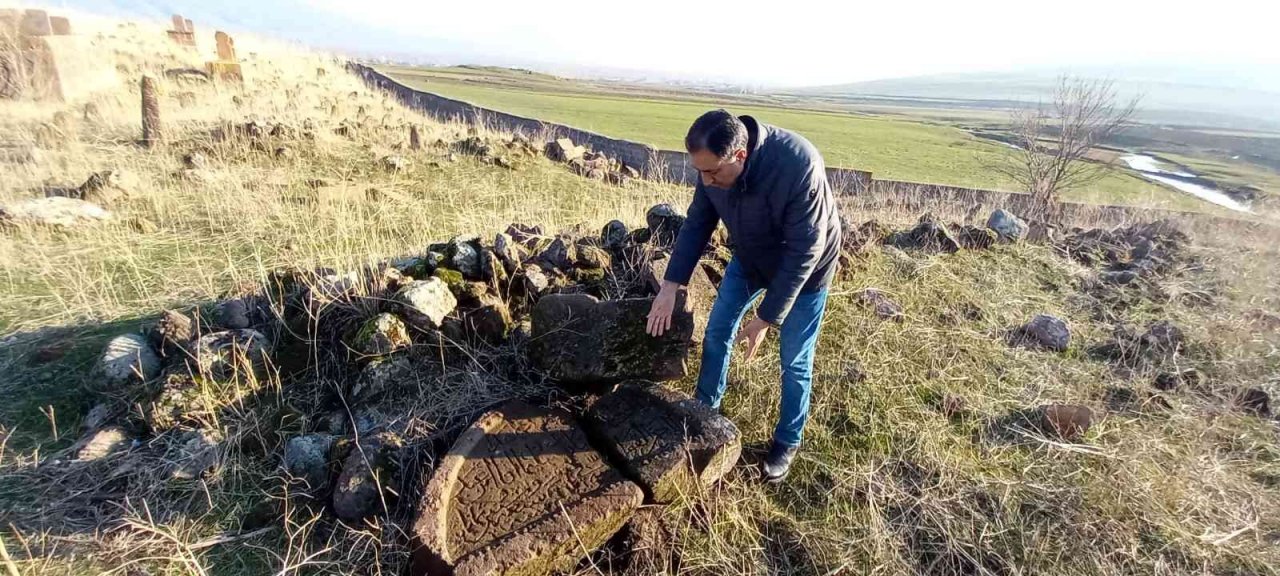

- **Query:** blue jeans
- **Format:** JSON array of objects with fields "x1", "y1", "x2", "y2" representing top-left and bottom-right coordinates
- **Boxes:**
[{"x1": 695, "y1": 258, "x2": 828, "y2": 447}]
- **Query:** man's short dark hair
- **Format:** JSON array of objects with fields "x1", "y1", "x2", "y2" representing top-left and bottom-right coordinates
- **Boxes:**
[{"x1": 685, "y1": 109, "x2": 748, "y2": 159}]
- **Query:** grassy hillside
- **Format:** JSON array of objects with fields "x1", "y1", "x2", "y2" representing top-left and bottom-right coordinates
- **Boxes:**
[
  {"x1": 380, "y1": 66, "x2": 1208, "y2": 212},
  {"x1": 1, "y1": 21, "x2": 1278, "y2": 576}
]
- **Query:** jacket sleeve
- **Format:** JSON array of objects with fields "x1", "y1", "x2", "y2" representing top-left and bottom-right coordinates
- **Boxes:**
[
  {"x1": 662, "y1": 184, "x2": 720, "y2": 286},
  {"x1": 755, "y1": 169, "x2": 830, "y2": 325}
]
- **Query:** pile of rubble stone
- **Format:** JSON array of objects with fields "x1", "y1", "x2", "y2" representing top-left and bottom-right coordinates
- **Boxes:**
[
  {"x1": 75, "y1": 202, "x2": 1275, "y2": 573},
  {"x1": 544, "y1": 137, "x2": 640, "y2": 185}
]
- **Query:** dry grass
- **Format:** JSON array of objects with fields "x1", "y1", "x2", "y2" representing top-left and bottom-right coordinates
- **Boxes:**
[{"x1": 1, "y1": 18, "x2": 1278, "y2": 576}]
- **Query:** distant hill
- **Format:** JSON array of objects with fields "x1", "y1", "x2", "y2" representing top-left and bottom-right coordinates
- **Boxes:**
[{"x1": 794, "y1": 66, "x2": 1280, "y2": 131}]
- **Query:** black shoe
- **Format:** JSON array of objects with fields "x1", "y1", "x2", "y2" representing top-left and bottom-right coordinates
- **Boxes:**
[{"x1": 761, "y1": 442, "x2": 798, "y2": 484}]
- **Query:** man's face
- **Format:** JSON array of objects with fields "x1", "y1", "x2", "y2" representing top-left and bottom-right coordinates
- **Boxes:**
[{"x1": 691, "y1": 148, "x2": 747, "y2": 189}]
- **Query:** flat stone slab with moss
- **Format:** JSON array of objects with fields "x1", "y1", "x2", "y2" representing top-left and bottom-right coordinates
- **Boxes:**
[
  {"x1": 585, "y1": 381, "x2": 741, "y2": 502},
  {"x1": 410, "y1": 401, "x2": 643, "y2": 576},
  {"x1": 529, "y1": 294, "x2": 693, "y2": 388}
]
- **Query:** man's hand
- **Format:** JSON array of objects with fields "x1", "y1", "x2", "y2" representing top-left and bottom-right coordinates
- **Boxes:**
[
  {"x1": 646, "y1": 281, "x2": 685, "y2": 337},
  {"x1": 736, "y1": 317, "x2": 772, "y2": 360}
]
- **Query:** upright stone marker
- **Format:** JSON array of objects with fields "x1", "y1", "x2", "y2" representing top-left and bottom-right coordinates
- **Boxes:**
[
  {"x1": 586, "y1": 381, "x2": 741, "y2": 502},
  {"x1": 215, "y1": 31, "x2": 236, "y2": 61},
  {"x1": 410, "y1": 401, "x2": 643, "y2": 576},
  {"x1": 166, "y1": 14, "x2": 195, "y2": 47},
  {"x1": 140, "y1": 75, "x2": 161, "y2": 148},
  {"x1": 48, "y1": 16, "x2": 71, "y2": 35},
  {"x1": 19, "y1": 9, "x2": 51, "y2": 36},
  {"x1": 207, "y1": 31, "x2": 243, "y2": 83}
]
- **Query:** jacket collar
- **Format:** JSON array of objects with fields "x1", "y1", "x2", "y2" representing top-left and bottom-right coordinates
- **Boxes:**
[{"x1": 736, "y1": 115, "x2": 767, "y2": 193}]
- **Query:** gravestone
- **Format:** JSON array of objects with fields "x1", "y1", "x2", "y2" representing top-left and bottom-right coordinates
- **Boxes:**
[
  {"x1": 207, "y1": 32, "x2": 243, "y2": 83},
  {"x1": 530, "y1": 293, "x2": 694, "y2": 387},
  {"x1": 48, "y1": 16, "x2": 70, "y2": 35},
  {"x1": 19, "y1": 9, "x2": 50, "y2": 36},
  {"x1": 585, "y1": 381, "x2": 741, "y2": 502},
  {"x1": 215, "y1": 31, "x2": 236, "y2": 61},
  {"x1": 410, "y1": 401, "x2": 643, "y2": 576},
  {"x1": 167, "y1": 14, "x2": 195, "y2": 47},
  {"x1": 141, "y1": 75, "x2": 161, "y2": 147}
]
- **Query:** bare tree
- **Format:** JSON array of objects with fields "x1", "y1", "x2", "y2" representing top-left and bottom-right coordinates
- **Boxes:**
[{"x1": 992, "y1": 76, "x2": 1140, "y2": 225}]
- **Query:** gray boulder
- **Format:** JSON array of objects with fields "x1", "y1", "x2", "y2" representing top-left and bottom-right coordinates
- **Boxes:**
[
  {"x1": 395, "y1": 278, "x2": 457, "y2": 331},
  {"x1": 601, "y1": 219, "x2": 629, "y2": 250},
  {"x1": 98, "y1": 333, "x2": 161, "y2": 386},
  {"x1": 283, "y1": 433, "x2": 337, "y2": 491},
  {"x1": 987, "y1": 209, "x2": 1028, "y2": 242},
  {"x1": 445, "y1": 235, "x2": 483, "y2": 279},
  {"x1": 333, "y1": 432, "x2": 403, "y2": 521},
  {"x1": 646, "y1": 204, "x2": 685, "y2": 245},
  {"x1": 351, "y1": 313, "x2": 411, "y2": 357},
  {"x1": 190, "y1": 329, "x2": 271, "y2": 381}
]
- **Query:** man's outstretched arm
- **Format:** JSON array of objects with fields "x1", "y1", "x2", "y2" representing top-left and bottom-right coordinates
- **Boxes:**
[{"x1": 647, "y1": 186, "x2": 719, "y2": 336}]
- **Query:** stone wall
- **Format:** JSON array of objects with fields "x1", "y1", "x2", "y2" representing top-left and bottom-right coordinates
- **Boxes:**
[{"x1": 348, "y1": 63, "x2": 1261, "y2": 231}]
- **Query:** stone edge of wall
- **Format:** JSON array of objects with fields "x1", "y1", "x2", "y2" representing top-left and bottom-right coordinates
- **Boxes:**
[{"x1": 348, "y1": 62, "x2": 1265, "y2": 231}]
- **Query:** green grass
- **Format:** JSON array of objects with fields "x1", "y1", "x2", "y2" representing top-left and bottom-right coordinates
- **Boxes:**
[{"x1": 382, "y1": 66, "x2": 1212, "y2": 212}]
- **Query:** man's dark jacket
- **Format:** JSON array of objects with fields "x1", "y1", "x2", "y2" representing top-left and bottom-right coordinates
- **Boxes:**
[{"x1": 664, "y1": 115, "x2": 842, "y2": 325}]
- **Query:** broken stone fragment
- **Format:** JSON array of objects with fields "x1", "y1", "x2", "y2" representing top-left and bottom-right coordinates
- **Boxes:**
[
  {"x1": 463, "y1": 294, "x2": 513, "y2": 344},
  {"x1": 536, "y1": 234, "x2": 577, "y2": 272},
  {"x1": 395, "y1": 278, "x2": 457, "y2": 331},
  {"x1": 576, "y1": 244, "x2": 612, "y2": 270},
  {"x1": 77, "y1": 169, "x2": 138, "y2": 208},
  {"x1": 1237, "y1": 388, "x2": 1271, "y2": 417},
  {"x1": 74, "y1": 426, "x2": 131, "y2": 461},
  {"x1": 856, "y1": 288, "x2": 904, "y2": 322},
  {"x1": 1012, "y1": 314, "x2": 1070, "y2": 352},
  {"x1": 410, "y1": 401, "x2": 642, "y2": 576},
  {"x1": 169, "y1": 428, "x2": 223, "y2": 480},
  {"x1": 1033, "y1": 404, "x2": 1093, "y2": 441},
  {"x1": 1153, "y1": 369, "x2": 1202, "y2": 391},
  {"x1": 98, "y1": 333, "x2": 161, "y2": 387},
  {"x1": 585, "y1": 381, "x2": 741, "y2": 502},
  {"x1": 601, "y1": 219, "x2": 628, "y2": 250},
  {"x1": 646, "y1": 204, "x2": 685, "y2": 246},
  {"x1": 445, "y1": 235, "x2": 484, "y2": 280},
  {"x1": 955, "y1": 225, "x2": 998, "y2": 250},
  {"x1": 215, "y1": 298, "x2": 251, "y2": 329},
  {"x1": 150, "y1": 310, "x2": 194, "y2": 358},
  {"x1": 0, "y1": 197, "x2": 112, "y2": 227},
  {"x1": 283, "y1": 433, "x2": 337, "y2": 492},
  {"x1": 544, "y1": 137, "x2": 585, "y2": 162},
  {"x1": 530, "y1": 293, "x2": 694, "y2": 387},
  {"x1": 333, "y1": 432, "x2": 403, "y2": 521},
  {"x1": 189, "y1": 329, "x2": 271, "y2": 381},
  {"x1": 351, "y1": 313, "x2": 412, "y2": 357},
  {"x1": 887, "y1": 217, "x2": 961, "y2": 254},
  {"x1": 986, "y1": 209, "x2": 1028, "y2": 242}
]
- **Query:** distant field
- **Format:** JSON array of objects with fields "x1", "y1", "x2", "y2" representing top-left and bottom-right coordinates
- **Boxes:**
[{"x1": 381, "y1": 65, "x2": 1212, "y2": 212}]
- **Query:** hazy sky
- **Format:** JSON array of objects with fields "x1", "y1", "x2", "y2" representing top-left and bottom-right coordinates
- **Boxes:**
[
  {"x1": 27, "y1": 0, "x2": 1280, "y2": 87},
  {"x1": 304, "y1": 0, "x2": 1279, "y2": 86}
]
